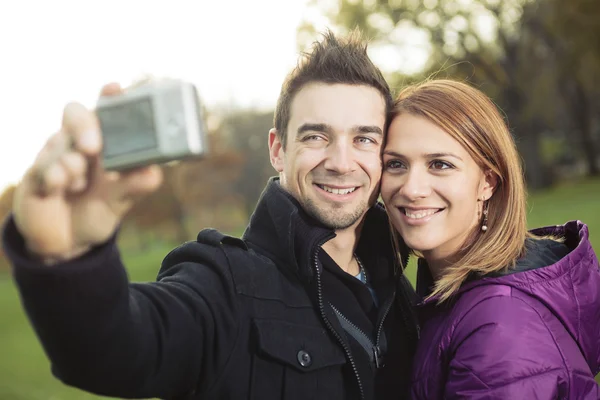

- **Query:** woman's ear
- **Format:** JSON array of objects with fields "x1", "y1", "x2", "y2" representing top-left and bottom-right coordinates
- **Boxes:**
[{"x1": 480, "y1": 170, "x2": 498, "y2": 201}]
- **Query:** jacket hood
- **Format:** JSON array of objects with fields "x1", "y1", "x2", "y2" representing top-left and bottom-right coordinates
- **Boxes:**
[{"x1": 464, "y1": 221, "x2": 600, "y2": 375}]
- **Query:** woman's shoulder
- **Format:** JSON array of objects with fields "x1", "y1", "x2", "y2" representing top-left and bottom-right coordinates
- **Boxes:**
[
  {"x1": 451, "y1": 284, "x2": 546, "y2": 331},
  {"x1": 444, "y1": 291, "x2": 588, "y2": 396},
  {"x1": 447, "y1": 292, "x2": 564, "y2": 367},
  {"x1": 455, "y1": 286, "x2": 544, "y2": 323},
  {"x1": 447, "y1": 285, "x2": 597, "y2": 388}
]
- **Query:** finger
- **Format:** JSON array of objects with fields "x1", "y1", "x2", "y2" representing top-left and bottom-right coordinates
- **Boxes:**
[
  {"x1": 62, "y1": 102, "x2": 102, "y2": 156},
  {"x1": 59, "y1": 151, "x2": 87, "y2": 180},
  {"x1": 99, "y1": 82, "x2": 123, "y2": 97},
  {"x1": 40, "y1": 161, "x2": 69, "y2": 195},
  {"x1": 30, "y1": 132, "x2": 72, "y2": 195},
  {"x1": 33, "y1": 131, "x2": 66, "y2": 165},
  {"x1": 68, "y1": 176, "x2": 87, "y2": 193},
  {"x1": 117, "y1": 165, "x2": 164, "y2": 198},
  {"x1": 58, "y1": 152, "x2": 89, "y2": 193}
]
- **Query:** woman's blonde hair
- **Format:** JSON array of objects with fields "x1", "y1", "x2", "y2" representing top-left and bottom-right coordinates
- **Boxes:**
[{"x1": 389, "y1": 79, "x2": 529, "y2": 302}]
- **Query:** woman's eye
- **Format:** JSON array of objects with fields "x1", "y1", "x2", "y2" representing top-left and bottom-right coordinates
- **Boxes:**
[
  {"x1": 385, "y1": 160, "x2": 405, "y2": 170},
  {"x1": 431, "y1": 160, "x2": 453, "y2": 170}
]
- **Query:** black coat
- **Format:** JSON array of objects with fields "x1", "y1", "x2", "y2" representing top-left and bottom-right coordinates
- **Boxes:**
[{"x1": 3, "y1": 178, "x2": 418, "y2": 400}]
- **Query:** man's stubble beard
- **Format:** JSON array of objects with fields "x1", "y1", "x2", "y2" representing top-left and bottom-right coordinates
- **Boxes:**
[{"x1": 301, "y1": 197, "x2": 369, "y2": 230}]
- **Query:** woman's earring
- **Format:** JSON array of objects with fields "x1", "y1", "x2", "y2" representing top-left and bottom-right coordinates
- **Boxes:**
[{"x1": 481, "y1": 199, "x2": 489, "y2": 232}]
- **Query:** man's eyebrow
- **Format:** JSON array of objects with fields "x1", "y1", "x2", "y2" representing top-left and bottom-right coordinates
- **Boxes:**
[
  {"x1": 296, "y1": 123, "x2": 383, "y2": 136},
  {"x1": 296, "y1": 123, "x2": 332, "y2": 136},
  {"x1": 355, "y1": 125, "x2": 383, "y2": 136}
]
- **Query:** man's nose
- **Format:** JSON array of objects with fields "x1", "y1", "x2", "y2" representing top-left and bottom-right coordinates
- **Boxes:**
[{"x1": 323, "y1": 142, "x2": 355, "y2": 174}]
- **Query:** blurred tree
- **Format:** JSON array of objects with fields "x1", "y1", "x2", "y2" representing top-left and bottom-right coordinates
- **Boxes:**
[
  {"x1": 298, "y1": 0, "x2": 585, "y2": 188},
  {"x1": 541, "y1": 0, "x2": 600, "y2": 175},
  {"x1": 220, "y1": 110, "x2": 275, "y2": 218},
  {"x1": 121, "y1": 76, "x2": 248, "y2": 241},
  {"x1": 124, "y1": 128, "x2": 246, "y2": 243},
  {"x1": 125, "y1": 166, "x2": 189, "y2": 245},
  {"x1": 124, "y1": 108, "x2": 276, "y2": 241}
]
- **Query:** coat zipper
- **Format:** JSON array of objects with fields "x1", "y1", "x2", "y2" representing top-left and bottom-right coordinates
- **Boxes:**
[
  {"x1": 330, "y1": 301, "x2": 391, "y2": 369},
  {"x1": 314, "y1": 246, "x2": 365, "y2": 400},
  {"x1": 398, "y1": 252, "x2": 421, "y2": 340},
  {"x1": 374, "y1": 295, "x2": 393, "y2": 367}
]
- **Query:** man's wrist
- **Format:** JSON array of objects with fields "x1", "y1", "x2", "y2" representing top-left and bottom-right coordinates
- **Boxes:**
[{"x1": 25, "y1": 243, "x2": 92, "y2": 266}]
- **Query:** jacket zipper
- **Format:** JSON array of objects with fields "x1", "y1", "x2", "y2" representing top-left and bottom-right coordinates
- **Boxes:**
[
  {"x1": 398, "y1": 252, "x2": 421, "y2": 340},
  {"x1": 314, "y1": 246, "x2": 365, "y2": 400},
  {"x1": 330, "y1": 302, "x2": 390, "y2": 369},
  {"x1": 374, "y1": 295, "x2": 393, "y2": 367}
]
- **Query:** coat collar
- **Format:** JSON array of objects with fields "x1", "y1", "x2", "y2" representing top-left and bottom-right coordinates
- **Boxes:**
[{"x1": 242, "y1": 177, "x2": 399, "y2": 283}]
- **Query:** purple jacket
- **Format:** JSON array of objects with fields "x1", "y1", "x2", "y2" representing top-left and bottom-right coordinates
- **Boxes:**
[{"x1": 411, "y1": 221, "x2": 600, "y2": 399}]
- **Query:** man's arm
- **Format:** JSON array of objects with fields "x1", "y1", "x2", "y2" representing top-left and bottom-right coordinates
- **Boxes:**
[{"x1": 4, "y1": 217, "x2": 239, "y2": 399}]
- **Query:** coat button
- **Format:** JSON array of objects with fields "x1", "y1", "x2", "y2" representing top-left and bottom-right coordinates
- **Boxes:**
[{"x1": 297, "y1": 350, "x2": 312, "y2": 367}]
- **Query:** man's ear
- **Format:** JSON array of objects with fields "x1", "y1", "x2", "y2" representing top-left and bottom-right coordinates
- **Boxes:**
[
  {"x1": 480, "y1": 169, "x2": 498, "y2": 201},
  {"x1": 268, "y1": 128, "x2": 285, "y2": 172}
]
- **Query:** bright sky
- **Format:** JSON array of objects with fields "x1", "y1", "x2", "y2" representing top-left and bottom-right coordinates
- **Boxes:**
[
  {"x1": 0, "y1": 0, "x2": 312, "y2": 190},
  {"x1": 0, "y1": 0, "x2": 429, "y2": 191}
]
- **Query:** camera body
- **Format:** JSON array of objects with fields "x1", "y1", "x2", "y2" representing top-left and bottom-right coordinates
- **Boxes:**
[{"x1": 96, "y1": 79, "x2": 208, "y2": 171}]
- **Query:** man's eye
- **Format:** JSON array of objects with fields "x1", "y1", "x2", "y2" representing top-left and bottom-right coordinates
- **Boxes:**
[
  {"x1": 356, "y1": 136, "x2": 375, "y2": 144},
  {"x1": 305, "y1": 134, "x2": 324, "y2": 141}
]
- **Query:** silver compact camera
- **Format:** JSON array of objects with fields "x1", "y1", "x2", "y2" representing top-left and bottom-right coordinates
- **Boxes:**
[{"x1": 96, "y1": 79, "x2": 208, "y2": 171}]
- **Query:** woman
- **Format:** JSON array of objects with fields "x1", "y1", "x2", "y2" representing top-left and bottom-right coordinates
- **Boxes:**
[{"x1": 380, "y1": 79, "x2": 600, "y2": 399}]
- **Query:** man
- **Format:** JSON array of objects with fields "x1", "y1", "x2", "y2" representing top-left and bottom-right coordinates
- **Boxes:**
[{"x1": 2, "y1": 31, "x2": 418, "y2": 400}]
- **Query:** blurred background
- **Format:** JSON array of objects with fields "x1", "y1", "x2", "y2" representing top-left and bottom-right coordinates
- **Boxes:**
[{"x1": 0, "y1": 0, "x2": 599, "y2": 398}]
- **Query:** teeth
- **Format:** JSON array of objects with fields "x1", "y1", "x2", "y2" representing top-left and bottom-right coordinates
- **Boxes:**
[
  {"x1": 404, "y1": 209, "x2": 438, "y2": 219},
  {"x1": 321, "y1": 185, "x2": 356, "y2": 195}
]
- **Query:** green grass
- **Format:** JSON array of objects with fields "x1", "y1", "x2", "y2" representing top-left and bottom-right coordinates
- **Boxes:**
[
  {"x1": 0, "y1": 244, "x2": 175, "y2": 400},
  {"x1": 0, "y1": 177, "x2": 599, "y2": 398}
]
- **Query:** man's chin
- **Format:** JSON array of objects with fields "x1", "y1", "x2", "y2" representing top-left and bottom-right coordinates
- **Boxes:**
[
  {"x1": 312, "y1": 209, "x2": 366, "y2": 230},
  {"x1": 301, "y1": 197, "x2": 368, "y2": 229}
]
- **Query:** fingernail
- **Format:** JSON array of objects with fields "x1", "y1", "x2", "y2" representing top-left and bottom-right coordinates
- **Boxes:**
[{"x1": 79, "y1": 130, "x2": 101, "y2": 152}]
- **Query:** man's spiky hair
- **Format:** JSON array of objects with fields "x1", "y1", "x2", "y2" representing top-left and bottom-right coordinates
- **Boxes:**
[{"x1": 273, "y1": 29, "x2": 392, "y2": 148}]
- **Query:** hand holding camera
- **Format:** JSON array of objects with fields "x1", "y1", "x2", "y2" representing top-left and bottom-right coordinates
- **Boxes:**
[{"x1": 12, "y1": 80, "x2": 206, "y2": 264}]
